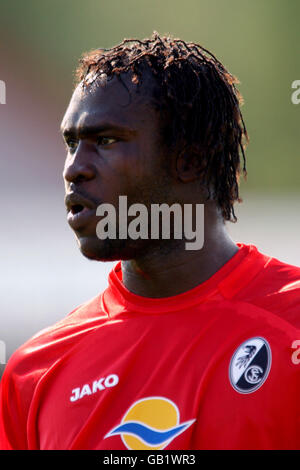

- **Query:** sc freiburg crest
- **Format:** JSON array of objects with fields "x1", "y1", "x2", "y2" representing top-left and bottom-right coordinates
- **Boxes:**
[{"x1": 229, "y1": 337, "x2": 271, "y2": 394}]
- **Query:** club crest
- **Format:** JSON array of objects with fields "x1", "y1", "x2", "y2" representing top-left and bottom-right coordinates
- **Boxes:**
[{"x1": 229, "y1": 337, "x2": 271, "y2": 393}]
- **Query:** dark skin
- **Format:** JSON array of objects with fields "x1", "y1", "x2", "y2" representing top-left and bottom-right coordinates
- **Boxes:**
[{"x1": 61, "y1": 71, "x2": 239, "y2": 298}]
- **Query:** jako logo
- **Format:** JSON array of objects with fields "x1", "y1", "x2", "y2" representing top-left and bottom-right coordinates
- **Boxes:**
[
  {"x1": 0, "y1": 80, "x2": 6, "y2": 104},
  {"x1": 104, "y1": 396, "x2": 196, "y2": 450},
  {"x1": 70, "y1": 374, "x2": 119, "y2": 402}
]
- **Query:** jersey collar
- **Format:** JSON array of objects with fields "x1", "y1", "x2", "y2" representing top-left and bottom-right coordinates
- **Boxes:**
[{"x1": 102, "y1": 243, "x2": 271, "y2": 317}]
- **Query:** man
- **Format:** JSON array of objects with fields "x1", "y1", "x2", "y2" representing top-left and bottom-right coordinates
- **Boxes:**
[{"x1": 0, "y1": 33, "x2": 299, "y2": 450}]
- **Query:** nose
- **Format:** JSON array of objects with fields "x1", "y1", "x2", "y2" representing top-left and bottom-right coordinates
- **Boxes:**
[{"x1": 63, "y1": 142, "x2": 96, "y2": 184}]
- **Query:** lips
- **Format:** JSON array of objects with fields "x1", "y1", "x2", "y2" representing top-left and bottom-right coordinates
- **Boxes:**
[{"x1": 65, "y1": 192, "x2": 96, "y2": 231}]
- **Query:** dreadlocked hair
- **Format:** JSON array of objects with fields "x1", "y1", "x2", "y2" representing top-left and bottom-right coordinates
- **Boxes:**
[{"x1": 75, "y1": 32, "x2": 248, "y2": 222}]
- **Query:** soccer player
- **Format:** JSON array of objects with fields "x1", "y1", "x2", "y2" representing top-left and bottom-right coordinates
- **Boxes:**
[{"x1": 0, "y1": 33, "x2": 299, "y2": 450}]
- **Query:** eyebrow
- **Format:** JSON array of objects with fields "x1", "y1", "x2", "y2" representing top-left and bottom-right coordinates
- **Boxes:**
[{"x1": 61, "y1": 123, "x2": 137, "y2": 139}]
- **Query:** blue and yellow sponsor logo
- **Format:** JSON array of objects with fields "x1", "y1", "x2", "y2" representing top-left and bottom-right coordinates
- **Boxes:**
[{"x1": 104, "y1": 396, "x2": 196, "y2": 450}]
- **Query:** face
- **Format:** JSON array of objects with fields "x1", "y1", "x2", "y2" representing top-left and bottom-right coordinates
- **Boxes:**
[{"x1": 61, "y1": 72, "x2": 174, "y2": 261}]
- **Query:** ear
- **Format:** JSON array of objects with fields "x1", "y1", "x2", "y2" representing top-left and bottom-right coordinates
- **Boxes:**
[{"x1": 176, "y1": 150, "x2": 205, "y2": 183}]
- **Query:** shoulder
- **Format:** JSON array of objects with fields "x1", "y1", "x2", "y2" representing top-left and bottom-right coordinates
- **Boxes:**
[
  {"x1": 2, "y1": 293, "x2": 107, "y2": 392},
  {"x1": 0, "y1": 293, "x2": 108, "y2": 449},
  {"x1": 233, "y1": 247, "x2": 300, "y2": 328}
]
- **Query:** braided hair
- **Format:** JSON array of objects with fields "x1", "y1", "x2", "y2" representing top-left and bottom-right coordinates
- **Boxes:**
[{"x1": 75, "y1": 32, "x2": 248, "y2": 222}]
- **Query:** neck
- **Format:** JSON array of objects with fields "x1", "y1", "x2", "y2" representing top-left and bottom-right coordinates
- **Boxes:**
[{"x1": 121, "y1": 204, "x2": 239, "y2": 298}]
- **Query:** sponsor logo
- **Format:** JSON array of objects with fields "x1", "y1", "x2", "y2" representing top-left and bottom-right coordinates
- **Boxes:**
[
  {"x1": 69, "y1": 374, "x2": 119, "y2": 402},
  {"x1": 229, "y1": 337, "x2": 271, "y2": 394},
  {"x1": 104, "y1": 396, "x2": 196, "y2": 450}
]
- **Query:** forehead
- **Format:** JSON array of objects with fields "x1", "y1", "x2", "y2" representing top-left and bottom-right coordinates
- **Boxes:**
[{"x1": 61, "y1": 73, "x2": 158, "y2": 132}]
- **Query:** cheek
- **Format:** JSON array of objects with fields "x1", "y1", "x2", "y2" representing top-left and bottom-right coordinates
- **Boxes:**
[
  {"x1": 98, "y1": 139, "x2": 170, "y2": 204},
  {"x1": 101, "y1": 143, "x2": 146, "y2": 191},
  {"x1": 126, "y1": 139, "x2": 162, "y2": 183}
]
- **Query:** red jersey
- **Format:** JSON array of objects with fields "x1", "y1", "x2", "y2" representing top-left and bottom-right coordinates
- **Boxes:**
[{"x1": 0, "y1": 243, "x2": 299, "y2": 450}]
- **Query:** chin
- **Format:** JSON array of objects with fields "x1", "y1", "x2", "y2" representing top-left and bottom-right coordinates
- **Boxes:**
[
  {"x1": 76, "y1": 235, "x2": 172, "y2": 263},
  {"x1": 76, "y1": 235, "x2": 134, "y2": 262}
]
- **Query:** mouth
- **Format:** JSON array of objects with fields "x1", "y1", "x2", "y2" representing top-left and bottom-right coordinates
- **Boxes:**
[
  {"x1": 65, "y1": 193, "x2": 96, "y2": 231},
  {"x1": 70, "y1": 204, "x2": 85, "y2": 215}
]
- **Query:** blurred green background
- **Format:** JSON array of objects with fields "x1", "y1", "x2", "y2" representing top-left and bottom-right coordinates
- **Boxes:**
[
  {"x1": 0, "y1": 0, "x2": 299, "y2": 360},
  {"x1": 1, "y1": 0, "x2": 299, "y2": 190}
]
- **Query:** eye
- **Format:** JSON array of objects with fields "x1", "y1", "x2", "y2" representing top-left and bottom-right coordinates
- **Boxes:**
[
  {"x1": 65, "y1": 139, "x2": 78, "y2": 151},
  {"x1": 97, "y1": 136, "x2": 117, "y2": 146}
]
